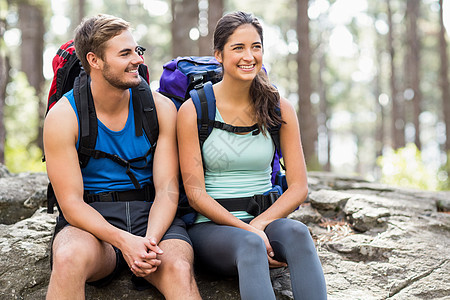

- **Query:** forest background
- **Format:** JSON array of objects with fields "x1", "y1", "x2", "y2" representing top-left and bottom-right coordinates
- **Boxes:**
[{"x1": 0, "y1": 0, "x2": 449, "y2": 191}]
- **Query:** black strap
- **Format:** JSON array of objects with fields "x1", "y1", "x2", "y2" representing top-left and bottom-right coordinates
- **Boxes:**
[
  {"x1": 270, "y1": 106, "x2": 282, "y2": 150},
  {"x1": 47, "y1": 183, "x2": 56, "y2": 214},
  {"x1": 185, "y1": 73, "x2": 207, "y2": 100},
  {"x1": 138, "y1": 64, "x2": 149, "y2": 82},
  {"x1": 78, "y1": 146, "x2": 154, "y2": 190},
  {"x1": 158, "y1": 91, "x2": 185, "y2": 104},
  {"x1": 84, "y1": 184, "x2": 155, "y2": 203},
  {"x1": 56, "y1": 41, "x2": 74, "y2": 60},
  {"x1": 140, "y1": 84, "x2": 159, "y2": 149},
  {"x1": 269, "y1": 106, "x2": 284, "y2": 169},
  {"x1": 74, "y1": 70, "x2": 97, "y2": 168},
  {"x1": 54, "y1": 54, "x2": 80, "y2": 102},
  {"x1": 197, "y1": 87, "x2": 210, "y2": 147},
  {"x1": 216, "y1": 192, "x2": 280, "y2": 217},
  {"x1": 202, "y1": 119, "x2": 260, "y2": 134}
]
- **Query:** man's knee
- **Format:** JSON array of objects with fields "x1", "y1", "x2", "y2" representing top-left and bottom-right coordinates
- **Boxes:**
[
  {"x1": 165, "y1": 256, "x2": 195, "y2": 278},
  {"x1": 51, "y1": 227, "x2": 106, "y2": 275},
  {"x1": 158, "y1": 240, "x2": 195, "y2": 277}
]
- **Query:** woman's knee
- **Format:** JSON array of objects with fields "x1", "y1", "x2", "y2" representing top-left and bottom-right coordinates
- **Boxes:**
[
  {"x1": 236, "y1": 232, "x2": 267, "y2": 262},
  {"x1": 289, "y1": 220, "x2": 311, "y2": 239},
  {"x1": 269, "y1": 219, "x2": 311, "y2": 240}
]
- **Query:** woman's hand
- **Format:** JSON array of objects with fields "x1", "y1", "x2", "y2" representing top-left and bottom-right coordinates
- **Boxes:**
[{"x1": 247, "y1": 225, "x2": 287, "y2": 268}]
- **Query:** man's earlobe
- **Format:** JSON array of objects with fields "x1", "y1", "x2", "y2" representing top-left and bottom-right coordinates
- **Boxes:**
[{"x1": 87, "y1": 52, "x2": 101, "y2": 70}]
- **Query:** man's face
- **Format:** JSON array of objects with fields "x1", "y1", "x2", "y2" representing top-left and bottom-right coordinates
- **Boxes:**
[{"x1": 100, "y1": 30, "x2": 143, "y2": 90}]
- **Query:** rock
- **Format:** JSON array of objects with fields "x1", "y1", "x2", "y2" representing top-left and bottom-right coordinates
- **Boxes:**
[
  {"x1": 0, "y1": 209, "x2": 285, "y2": 299},
  {"x1": 0, "y1": 163, "x2": 10, "y2": 178},
  {"x1": 309, "y1": 190, "x2": 350, "y2": 216},
  {"x1": 0, "y1": 208, "x2": 56, "y2": 300},
  {"x1": 436, "y1": 197, "x2": 450, "y2": 212},
  {"x1": 288, "y1": 203, "x2": 322, "y2": 224},
  {"x1": 344, "y1": 196, "x2": 391, "y2": 232},
  {"x1": 1, "y1": 172, "x2": 450, "y2": 299},
  {"x1": 0, "y1": 172, "x2": 48, "y2": 224}
]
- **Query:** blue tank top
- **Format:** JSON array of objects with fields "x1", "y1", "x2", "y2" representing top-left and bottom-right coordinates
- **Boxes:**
[{"x1": 66, "y1": 89, "x2": 153, "y2": 194}]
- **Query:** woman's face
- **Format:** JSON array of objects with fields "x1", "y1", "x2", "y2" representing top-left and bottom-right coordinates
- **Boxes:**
[{"x1": 215, "y1": 24, "x2": 263, "y2": 83}]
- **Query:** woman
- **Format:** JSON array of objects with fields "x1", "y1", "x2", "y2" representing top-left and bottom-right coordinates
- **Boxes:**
[{"x1": 177, "y1": 11, "x2": 327, "y2": 300}]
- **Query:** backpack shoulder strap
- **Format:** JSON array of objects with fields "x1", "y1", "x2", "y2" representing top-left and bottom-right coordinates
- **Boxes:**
[
  {"x1": 269, "y1": 105, "x2": 282, "y2": 155},
  {"x1": 138, "y1": 64, "x2": 150, "y2": 84},
  {"x1": 132, "y1": 77, "x2": 159, "y2": 149},
  {"x1": 189, "y1": 81, "x2": 216, "y2": 147},
  {"x1": 74, "y1": 70, "x2": 97, "y2": 168}
]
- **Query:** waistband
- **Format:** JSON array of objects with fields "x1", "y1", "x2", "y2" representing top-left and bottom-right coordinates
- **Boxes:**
[
  {"x1": 84, "y1": 184, "x2": 155, "y2": 203},
  {"x1": 216, "y1": 191, "x2": 280, "y2": 216}
]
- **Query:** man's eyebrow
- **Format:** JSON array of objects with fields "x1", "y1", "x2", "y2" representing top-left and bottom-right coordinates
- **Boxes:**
[{"x1": 118, "y1": 48, "x2": 132, "y2": 54}]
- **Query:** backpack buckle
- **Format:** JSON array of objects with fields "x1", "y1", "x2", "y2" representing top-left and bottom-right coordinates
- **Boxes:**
[{"x1": 191, "y1": 73, "x2": 207, "y2": 90}]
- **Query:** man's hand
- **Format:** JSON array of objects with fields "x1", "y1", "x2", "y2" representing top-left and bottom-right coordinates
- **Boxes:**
[{"x1": 121, "y1": 234, "x2": 163, "y2": 277}]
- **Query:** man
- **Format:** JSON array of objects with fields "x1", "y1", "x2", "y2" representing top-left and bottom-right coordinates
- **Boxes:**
[{"x1": 44, "y1": 14, "x2": 201, "y2": 299}]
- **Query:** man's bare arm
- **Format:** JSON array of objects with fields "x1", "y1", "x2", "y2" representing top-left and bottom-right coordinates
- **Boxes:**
[
  {"x1": 44, "y1": 98, "x2": 157, "y2": 272},
  {"x1": 145, "y1": 92, "x2": 180, "y2": 244}
]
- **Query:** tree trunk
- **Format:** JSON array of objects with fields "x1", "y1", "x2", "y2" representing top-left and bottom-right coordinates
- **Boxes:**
[
  {"x1": 69, "y1": 0, "x2": 87, "y2": 35},
  {"x1": 317, "y1": 48, "x2": 330, "y2": 171},
  {"x1": 18, "y1": 2, "x2": 45, "y2": 152},
  {"x1": 78, "y1": 0, "x2": 86, "y2": 25},
  {"x1": 297, "y1": 0, "x2": 317, "y2": 167},
  {"x1": 0, "y1": 49, "x2": 10, "y2": 166},
  {"x1": 405, "y1": 0, "x2": 421, "y2": 150},
  {"x1": 171, "y1": 0, "x2": 199, "y2": 57},
  {"x1": 439, "y1": 0, "x2": 450, "y2": 152},
  {"x1": 199, "y1": 0, "x2": 223, "y2": 55},
  {"x1": 374, "y1": 31, "x2": 385, "y2": 160},
  {"x1": 386, "y1": 0, "x2": 405, "y2": 149}
]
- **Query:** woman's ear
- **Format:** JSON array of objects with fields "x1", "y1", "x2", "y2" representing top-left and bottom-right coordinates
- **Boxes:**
[{"x1": 214, "y1": 50, "x2": 223, "y2": 64}]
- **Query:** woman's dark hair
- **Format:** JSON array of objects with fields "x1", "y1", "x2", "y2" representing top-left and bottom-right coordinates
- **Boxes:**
[{"x1": 213, "y1": 11, "x2": 283, "y2": 133}]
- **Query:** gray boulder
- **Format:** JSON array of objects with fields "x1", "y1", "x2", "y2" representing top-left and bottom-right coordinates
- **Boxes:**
[
  {"x1": 1, "y1": 168, "x2": 449, "y2": 299},
  {"x1": 0, "y1": 171, "x2": 48, "y2": 224}
]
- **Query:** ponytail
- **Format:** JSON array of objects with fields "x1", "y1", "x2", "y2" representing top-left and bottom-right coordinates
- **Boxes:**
[{"x1": 250, "y1": 70, "x2": 283, "y2": 135}]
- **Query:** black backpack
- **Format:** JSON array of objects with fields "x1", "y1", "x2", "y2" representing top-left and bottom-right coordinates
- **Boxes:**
[{"x1": 45, "y1": 40, "x2": 158, "y2": 213}]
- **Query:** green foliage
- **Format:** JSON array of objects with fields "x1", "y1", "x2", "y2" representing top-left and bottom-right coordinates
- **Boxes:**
[
  {"x1": 377, "y1": 143, "x2": 444, "y2": 191},
  {"x1": 5, "y1": 140, "x2": 45, "y2": 173},
  {"x1": 4, "y1": 71, "x2": 46, "y2": 173},
  {"x1": 437, "y1": 152, "x2": 450, "y2": 191}
]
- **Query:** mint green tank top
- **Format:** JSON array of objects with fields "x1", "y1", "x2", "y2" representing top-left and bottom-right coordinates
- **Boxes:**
[{"x1": 195, "y1": 108, "x2": 275, "y2": 223}]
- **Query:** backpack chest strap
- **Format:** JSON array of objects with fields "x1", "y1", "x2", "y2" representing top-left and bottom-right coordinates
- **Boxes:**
[{"x1": 78, "y1": 146, "x2": 154, "y2": 190}]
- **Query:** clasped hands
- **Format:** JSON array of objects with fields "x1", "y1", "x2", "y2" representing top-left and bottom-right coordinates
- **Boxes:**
[{"x1": 123, "y1": 235, "x2": 163, "y2": 278}]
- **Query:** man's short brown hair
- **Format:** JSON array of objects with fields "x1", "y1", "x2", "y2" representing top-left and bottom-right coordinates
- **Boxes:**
[{"x1": 74, "y1": 14, "x2": 130, "y2": 74}]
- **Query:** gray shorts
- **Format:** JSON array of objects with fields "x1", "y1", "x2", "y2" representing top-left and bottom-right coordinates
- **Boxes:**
[{"x1": 51, "y1": 201, "x2": 192, "y2": 287}]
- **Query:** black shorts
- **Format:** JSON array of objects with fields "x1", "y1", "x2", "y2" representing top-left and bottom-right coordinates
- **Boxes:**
[{"x1": 50, "y1": 201, "x2": 192, "y2": 287}]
